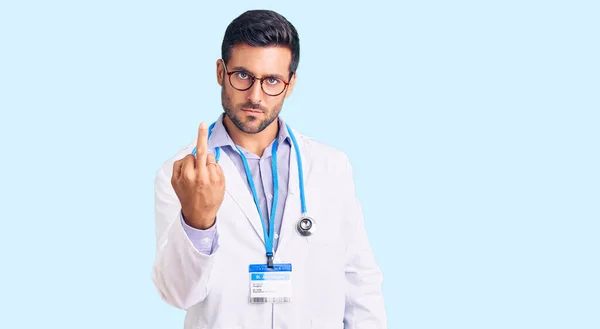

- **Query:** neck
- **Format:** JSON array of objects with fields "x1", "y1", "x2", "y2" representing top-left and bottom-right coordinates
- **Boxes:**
[{"x1": 223, "y1": 115, "x2": 279, "y2": 157}]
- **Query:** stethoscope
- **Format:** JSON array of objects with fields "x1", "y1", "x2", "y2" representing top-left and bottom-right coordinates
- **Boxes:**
[{"x1": 192, "y1": 121, "x2": 315, "y2": 267}]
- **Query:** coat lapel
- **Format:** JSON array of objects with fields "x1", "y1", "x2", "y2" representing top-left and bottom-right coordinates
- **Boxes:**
[
  {"x1": 277, "y1": 130, "x2": 311, "y2": 253},
  {"x1": 218, "y1": 150, "x2": 266, "y2": 246}
]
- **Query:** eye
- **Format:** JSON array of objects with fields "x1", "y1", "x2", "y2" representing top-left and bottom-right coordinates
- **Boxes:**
[
  {"x1": 236, "y1": 72, "x2": 250, "y2": 79},
  {"x1": 266, "y1": 77, "x2": 281, "y2": 85}
]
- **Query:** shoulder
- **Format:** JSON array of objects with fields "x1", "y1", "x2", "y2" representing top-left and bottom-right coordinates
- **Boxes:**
[
  {"x1": 293, "y1": 131, "x2": 352, "y2": 177},
  {"x1": 293, "y1": 131, "x2": 359, "y2": 206}
]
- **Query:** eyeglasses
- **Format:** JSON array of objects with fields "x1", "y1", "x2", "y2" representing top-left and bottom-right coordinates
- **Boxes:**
[{"x1": 223, "y1": 62, "x2": 291, "y2": 97}]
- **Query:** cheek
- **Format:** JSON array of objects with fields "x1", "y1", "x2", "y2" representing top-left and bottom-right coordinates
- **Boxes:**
[
  {"x1": 223, "y1": 88, "x2": 244, "y2": 106},
  {"x1": 269, "y1": 98, "x2": 285, "y2": 112}
]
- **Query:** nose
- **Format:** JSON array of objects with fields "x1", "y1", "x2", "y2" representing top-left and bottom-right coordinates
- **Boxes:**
[{"x1": 247, "y1": 80, "x2": 263, "y2": 104}]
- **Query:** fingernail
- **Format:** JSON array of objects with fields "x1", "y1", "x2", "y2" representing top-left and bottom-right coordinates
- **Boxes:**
[{"x1": 200, "y1": 122, "x2": 207, "y2": 130}]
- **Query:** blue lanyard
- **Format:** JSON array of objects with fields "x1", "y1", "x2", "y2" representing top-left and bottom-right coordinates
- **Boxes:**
[{"x1": 192, "y1": 122, "x2": 306, "y2": 267}]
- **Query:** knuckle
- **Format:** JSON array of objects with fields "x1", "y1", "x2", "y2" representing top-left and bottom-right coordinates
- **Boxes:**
[
  {"x1": 196, "y1": 173, "x2": 208, "y2": 185},
  {"x1": 183, "y1": 171, "x2": 194, "y2": 182}
]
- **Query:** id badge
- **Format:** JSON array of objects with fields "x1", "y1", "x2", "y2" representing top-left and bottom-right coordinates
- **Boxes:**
[{"x1": 249, "y1": 264, "x2": 292, "y2": 303}]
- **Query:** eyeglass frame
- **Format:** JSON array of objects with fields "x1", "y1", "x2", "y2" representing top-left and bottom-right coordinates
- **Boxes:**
[{"x1": 221, "y1": 60, "x2": 292, "y2": 97}]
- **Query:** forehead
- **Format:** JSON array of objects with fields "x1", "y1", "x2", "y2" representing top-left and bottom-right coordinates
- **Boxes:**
[{"x1": 227, "y1": 44, "x2": 292, "y2": 76}]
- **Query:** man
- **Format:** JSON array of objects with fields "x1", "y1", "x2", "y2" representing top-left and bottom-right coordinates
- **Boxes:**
[{"x1": 152, "y1": 9, "x2": 387, "y2": 329}]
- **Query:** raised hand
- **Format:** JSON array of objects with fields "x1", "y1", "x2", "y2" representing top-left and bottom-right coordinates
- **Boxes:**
[{"x1": 171, "y1": 122, "x2": 226, "y2": 229}]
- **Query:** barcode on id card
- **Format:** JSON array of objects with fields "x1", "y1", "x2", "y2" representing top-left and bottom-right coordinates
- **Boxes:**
[{"x1": 250, "y1": 297, "x2": 292, "y2": 303}]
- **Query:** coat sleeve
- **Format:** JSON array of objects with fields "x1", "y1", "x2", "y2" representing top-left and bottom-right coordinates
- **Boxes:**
[
  {"x1": 341, "y1": 156, "x2": 388, "y2": 329},
  {"x1": 151, "y1": 157, "x2": 219, "y2": 310}
]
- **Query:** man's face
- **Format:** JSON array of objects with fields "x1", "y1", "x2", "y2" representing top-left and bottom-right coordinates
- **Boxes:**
[{"x1": 217, "y1": 44, "x2": 296, "y2": 134}]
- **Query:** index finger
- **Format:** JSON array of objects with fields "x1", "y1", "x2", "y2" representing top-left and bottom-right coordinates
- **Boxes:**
[{"x1": 195, "y1": 122, "x2": 209, "y2": 168}]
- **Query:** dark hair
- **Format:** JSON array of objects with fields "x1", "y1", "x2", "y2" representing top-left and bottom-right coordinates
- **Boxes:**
[{"x1": 221, "y1": 10, "x2": 300, "y2": 77}]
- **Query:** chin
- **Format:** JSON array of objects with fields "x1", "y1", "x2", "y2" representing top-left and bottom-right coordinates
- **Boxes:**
[
  {"x1": 238, "y1": 124, "x2": 259, "y2": 134},
  {"x1": 225, "y1": 108, "x2": 276, "y2": 134},
  {"x1": 234, "y1": 116, "x2": 264, "y2": 134}
]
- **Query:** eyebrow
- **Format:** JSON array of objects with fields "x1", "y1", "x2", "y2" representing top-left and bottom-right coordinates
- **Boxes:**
[{"x1": 230, "y1": 66, "x2": 287, "y2": 80}]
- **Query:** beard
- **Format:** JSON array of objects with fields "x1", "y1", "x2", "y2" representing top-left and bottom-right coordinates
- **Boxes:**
[{"x1": 221, "y1": 85, "x2": 284, "y2": 134}]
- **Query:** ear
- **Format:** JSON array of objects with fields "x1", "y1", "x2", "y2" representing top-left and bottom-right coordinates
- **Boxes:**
[
  {"x1": 283, "y1": 72, "x2": 297, "y2": 99},
  {"x1": 216, "y1": 59, "x2": 225, "y2": 86}
]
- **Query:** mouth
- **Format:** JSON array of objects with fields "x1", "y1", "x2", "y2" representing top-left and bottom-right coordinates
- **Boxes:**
[{"x1": 241, "y1": 108, "x2": 263, "y2": 114}]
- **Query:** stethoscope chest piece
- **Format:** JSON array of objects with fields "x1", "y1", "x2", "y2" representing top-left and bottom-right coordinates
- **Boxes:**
[{"x1": 296, "y1": 214, "x2": 316, "y2": 237}]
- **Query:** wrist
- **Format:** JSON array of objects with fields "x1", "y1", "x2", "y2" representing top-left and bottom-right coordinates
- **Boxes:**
[{"x1": 181, "y1": 210, "x2": 216, "y2": 230}]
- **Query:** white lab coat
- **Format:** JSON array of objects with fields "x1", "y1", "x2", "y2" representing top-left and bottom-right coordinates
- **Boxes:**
[{"x1": 152, "y1": 127, "x2": 387, "y2": 329}]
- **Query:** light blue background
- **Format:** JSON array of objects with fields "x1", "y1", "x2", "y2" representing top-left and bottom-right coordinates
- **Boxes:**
[{"x1": 0, "y1": 0, "x2": 598, "y2": 328}]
